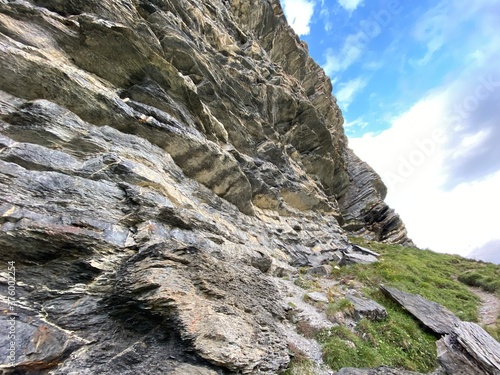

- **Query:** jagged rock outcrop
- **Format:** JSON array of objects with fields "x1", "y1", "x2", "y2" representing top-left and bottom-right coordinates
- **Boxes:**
[
  {"x1": 0, "y1": 0, "x2": 412, "y2": 373},
  {"x1": 338, "y1": 151, "x2": 412, "y2": 245}
]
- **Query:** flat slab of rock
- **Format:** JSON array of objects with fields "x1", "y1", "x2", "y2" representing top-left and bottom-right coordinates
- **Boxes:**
[
  {"x1": 352, "y1": 244, "x2": 380, "y2": 257},
  {"x1": 437, "y1": 321, "x2": 500, "y2": 375},
  {"x1": 0, "y1": 302, "x2": 87, "y2": 373},
  {"x1": 340, "y1": 253, "x2": 378, "y2": 266},
  {"x1": 346, "y1": 294, "x2": 387, "y2": 321},
  {"x1": 380, "y1": 285, "x2": 459, "y2": 334},
  {"x1": 307, "y1": 292, "x2": 329, "y2": 304}
]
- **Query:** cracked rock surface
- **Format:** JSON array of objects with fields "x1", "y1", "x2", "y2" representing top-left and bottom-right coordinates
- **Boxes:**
[{"x1": 0, "y1": 0, "x2": 411, "y2": 373}]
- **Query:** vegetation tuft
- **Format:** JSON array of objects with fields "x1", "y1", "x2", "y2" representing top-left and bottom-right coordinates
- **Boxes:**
[
  {"x1": 319, "y1": 308, "x2": 437, "y2": 372},
  {"x1": 458, "y1": 267, "x2": 500, "y2": 294},
  {"x1": 334, "y1": 237, "x2": 490, "y2": 321},
  {"x1": 281, "y1": 343, "x2": 316, "y2": 375},
  {"x1": 325, "y1": 298, "x2": 354, "y2": 320}
]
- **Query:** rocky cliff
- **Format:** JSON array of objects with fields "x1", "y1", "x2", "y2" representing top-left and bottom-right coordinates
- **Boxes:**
[{"x1": 0, "y1": 0, "x2": 411, "y2": 373}]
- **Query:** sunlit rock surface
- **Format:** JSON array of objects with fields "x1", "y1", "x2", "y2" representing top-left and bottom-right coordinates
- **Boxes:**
[{"x1": 0, "y1": 0, "x2": 411, "y2": 373}]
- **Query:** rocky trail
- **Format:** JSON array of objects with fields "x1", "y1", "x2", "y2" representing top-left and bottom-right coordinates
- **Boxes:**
[{"x1": 469, "y1": 286, "x2": 500, "y2": 327}]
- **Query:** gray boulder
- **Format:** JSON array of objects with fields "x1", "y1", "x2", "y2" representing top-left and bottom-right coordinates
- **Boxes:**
[
  {"x1": 340, "y1": 253, "x2": 378, "y2": 266},
  {"x1": 346, "y1": 294, "x2": 387, "y2": 321}
]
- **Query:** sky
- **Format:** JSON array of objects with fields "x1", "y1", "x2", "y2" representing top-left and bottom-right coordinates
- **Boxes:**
[{"x1": 280, "y1": 0, "x2": 500, "y2": 259}]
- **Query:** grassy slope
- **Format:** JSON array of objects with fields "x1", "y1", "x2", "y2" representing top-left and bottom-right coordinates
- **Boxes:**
[
  {"x1": 341, "y1": 238, "x2": 484, "y2": 321},
  {"x1": 285, "y1": 237, "x2": 500, "y2": 373}
]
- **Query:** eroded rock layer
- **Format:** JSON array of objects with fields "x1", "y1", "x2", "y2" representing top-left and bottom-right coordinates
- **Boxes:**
[{"x1": 0, "y1": 0, "x2": 410, "y2": 373}]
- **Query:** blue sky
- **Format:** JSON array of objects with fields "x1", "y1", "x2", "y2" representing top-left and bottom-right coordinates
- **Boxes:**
[{"x1": 280, "y1": 0, "x2": 500, "y2": 258}]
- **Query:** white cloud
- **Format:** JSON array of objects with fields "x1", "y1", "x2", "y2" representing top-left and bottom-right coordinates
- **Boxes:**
[
  {"x1": 344, "y1": 117, "x2": 368, "y2": 129},
  {"x1": 451, "y1": 128, "x2": 491, "y2": 159},
  {"x1": 320, "y1": 6, "x2": 333, "y2": 32},
  {"x1": 335, "y1": 77, "x2": 367, "y2": 110},
  {"x1": 323, "y1": 32, "x2": 366, "y2": 75},
  {"x1": 411, "y1": 0, "x2": 500, "y2": 67},
  {"x1": 324, "y1": 21, "x2": 333, "y2": 32},
  {"x1": 281, "y1": 0, "x2": 316, "y2": 36},
  {"x1": 363, "y1": 60, "x2": 383, "y2": 71},
  {"x1": 468, "y1": 239, "x2": 500, "y2": 264},
  {"x1": 345, "y1": 0, "x2": 500, "y2": 257},
  {"x1": 411, "y1": 4, "x2": 446, "y2": 66},
  {"x1": 338, "y1": 0, "x2": 364, "y2": 12},
  {"x1": 395, "y1": 170, "x2": 500, "y2": 256},
  {"x1": 349, "y1": 87, "x2": 500, "y2": 256}
]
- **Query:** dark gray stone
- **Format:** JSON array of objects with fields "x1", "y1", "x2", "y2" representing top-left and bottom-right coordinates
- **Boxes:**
[
  {"x1": 346, "y1": 294, "x2": 387, "y2": 321},
  {"x1": 0, "y1": 302, "x2": 87, "y2": 372},
  {"x1": 437, "y1": 322, "x2": 500, "y2": 375},
  {"x1": 306, "y1": 292, "x2": 329, "y2": 304},
  {"x1": 380, "y1": 285, "x2": 459, "y2": 335},
  {"x1": 251, "y1": 252, "x2": 273, "y2": 273},
  {"x1": 338, "y1": 151, "x2": 413, "y2": 245},
  {"x1": 340, "y1": 253, "x2": 378, "y2": 266},
  {"x1": 381, "y1": 285, "x2": 500, "y2": 375},
  {"x1": 352, "y1": 244, "x2": 380, "y2": 257}
]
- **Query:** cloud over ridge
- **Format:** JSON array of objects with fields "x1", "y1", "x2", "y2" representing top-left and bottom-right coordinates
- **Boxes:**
[{"x1": 281, "y1": 0, "x2": 316, "y2": 36}]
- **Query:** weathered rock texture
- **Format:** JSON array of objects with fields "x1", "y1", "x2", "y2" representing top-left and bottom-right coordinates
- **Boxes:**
[
  {"x1": 346, "y1": 294, "x2": 387, "y2": 322},
  {"x1": 0, "y1": 0, "x2": 411, "y2": 373},
  {"x1": 380, "y1": 285, "x2": 460, "y2": 335}
]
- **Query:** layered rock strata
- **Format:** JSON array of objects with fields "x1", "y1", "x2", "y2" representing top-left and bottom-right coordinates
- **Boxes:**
[{"x1": 0, "y1": 0, "x2": 411, "y2": 373}]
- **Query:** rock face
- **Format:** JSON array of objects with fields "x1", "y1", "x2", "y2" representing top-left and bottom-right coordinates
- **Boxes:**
[
  {"x1": 0, "y1": 0, "x2": 411, "y2": 373},
  {"x1": 437, "y1": 322, "x2": 500, "y2": 375},
  {"x1": 338, "y1": 151, "x2": 412, "y2": 245}
]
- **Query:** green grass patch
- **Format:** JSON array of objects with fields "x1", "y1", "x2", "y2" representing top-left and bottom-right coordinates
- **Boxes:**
[
  {"x1": 334, "y1": 237, "x2": 485, "y2": 321},
  {"x1": 486, "y1": 320, "x2": 500, "y2": 341},
  {"x1": 318, "y1": 237, "x2": 500, "y2": 371},
  {"x1": 319, "y1": 298, "x2": 437, "y2": 372},
  {"x1": 294, "y1": 276, "x2": 318, "y2": 290},
  {"x1": 281, "y1": 343, "x2": 316, "y2": 375},
  {"x1": 458, "y1": 266, "x2": 500, "y2": 294},
  {"x1": 326, "y1": 298, "x2": 354, "y2": 320}
]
